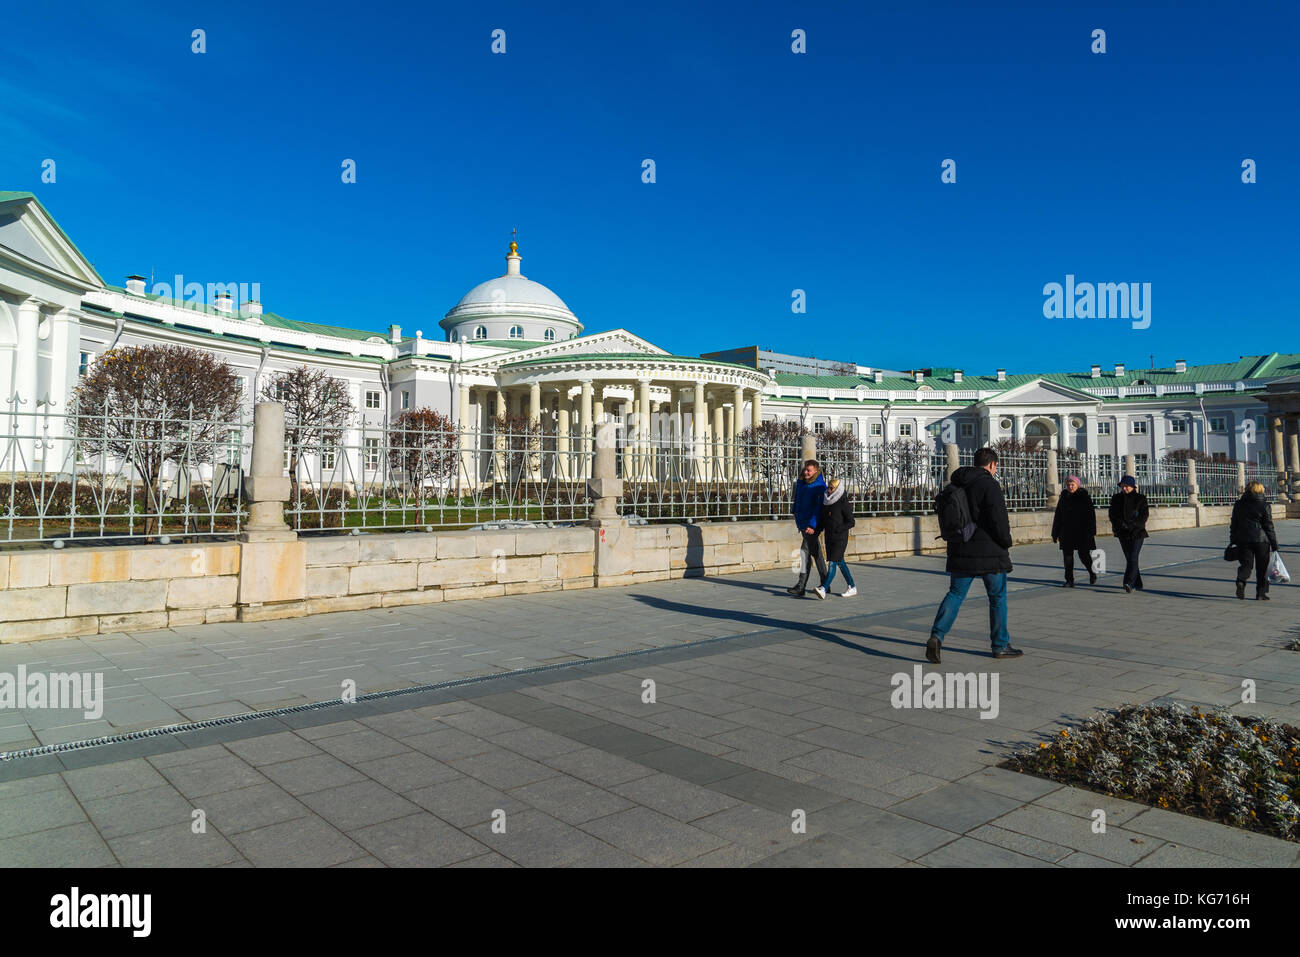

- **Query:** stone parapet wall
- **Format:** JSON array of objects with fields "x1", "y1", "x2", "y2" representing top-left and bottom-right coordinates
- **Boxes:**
[{"x1": 0, "y1": 503, "x2": 1283, "y2": 642}]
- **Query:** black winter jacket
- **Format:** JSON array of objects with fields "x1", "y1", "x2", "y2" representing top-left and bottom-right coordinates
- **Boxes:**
[
  {"x1": 1108, "y1": 490, "x2": 1150, "y2": 540},
  {"x1": 945, "y1": 466, "x2": 1013, "y2": 576},
  {"x1": 820, "y1": 493, "x2": 856, "y2": 563},
  {"x1": 1230, "y1": 492, "x2": 1277, "y2": 549},
  {"x1": 1051, "y1": 487, "x2": 1097, "y2": 552}
]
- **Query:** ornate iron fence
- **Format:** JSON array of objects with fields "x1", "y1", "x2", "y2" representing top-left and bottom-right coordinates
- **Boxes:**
[
  {"x1": 1197, "y1": 461, "x2": 1242, "y2": 505},
  {"x1": 285, "y1": 420, "x2": 591, "y2": 531},
  {"x1": 1, "y1": 400, "x2": 251, "y2": 544}
]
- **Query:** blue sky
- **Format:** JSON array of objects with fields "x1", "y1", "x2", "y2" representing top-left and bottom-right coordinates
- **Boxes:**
[{"x1": 2, "y1": 0, "x2": 1296, "y2": 374}]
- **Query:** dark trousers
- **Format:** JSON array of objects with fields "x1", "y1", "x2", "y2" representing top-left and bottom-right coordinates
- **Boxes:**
[
  {"x1": 1062, "y1": 548, "x2": 1094, "y2": 583},
  {"x1": 1118, "y1": 536, "x2": 1144, "y2": 589},
  {"x1": 795, "y1": 532, "x2": 827, "y2": 590},
  {"x1": 1236, "y1": 542, "x2": 1272, "y2": 596}
]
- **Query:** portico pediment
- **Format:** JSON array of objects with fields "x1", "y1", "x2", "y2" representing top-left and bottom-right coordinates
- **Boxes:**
[
  {"x1": 0, "y1": 193, "x2": 103, "y2": 296},
  {"x1": 464, "y1": 328, "x2": 668, "y2": 370},
  {"x1": 979, "y1": 379, "x2": 1099, "y2": 407}
]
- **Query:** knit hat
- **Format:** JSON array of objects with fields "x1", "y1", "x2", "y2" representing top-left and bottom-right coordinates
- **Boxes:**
[
  {"x1": 1119, "y1": 475, "x2": 1136, "y2": 488},
  {"x1": 1066, "y1": 474, "x2": 1082, "y2": 485}
]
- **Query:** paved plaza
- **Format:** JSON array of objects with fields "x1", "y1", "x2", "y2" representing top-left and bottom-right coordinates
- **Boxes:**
[{"x1": 1, "y1": 522, "x2": 1298, "y2": 867}]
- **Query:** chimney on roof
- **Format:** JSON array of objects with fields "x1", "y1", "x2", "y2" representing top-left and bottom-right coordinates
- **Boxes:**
[
  {"x1": 1114, "y1": 362, "x2": 1125, "y2": 377},
  {"x1": 243, "y1": 300, "x2": 263, "y2": 318},
  {"x1": 914, "y1": 371, "x2": 924, "y2": 384},
  {"x1": 873, "y1": 370, "x2": 884, "y2": 384},
  {"x1": 1091, "y1": 364, "x2": 1101, "y2": 378},
  {"x1": 996, "y1": 368, "x2": 1006, "y2": 382},
  {"x1": 125, "y1": 275, "x2": 147, "y2": 296},
  {"x1": 765, "y1": 367, "x2": 777, "y2": 379},
  {"x1": 214, "y1": 291, "x2": 233, "y2": 314},
  {"x1": 1174, "y1": 358, "x2": 1186, "y2": 374},
  {"x1": 953, "y1": 370, "x2": 963, "y2": 384},
  {"x1": 389, "y1": 324, "x2": 402, "y2": 344}
]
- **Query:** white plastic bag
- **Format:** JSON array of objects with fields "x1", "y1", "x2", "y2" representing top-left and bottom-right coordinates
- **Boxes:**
[{"x1": 1268, "y1": 551, "x2": 1290, "y2": 584}]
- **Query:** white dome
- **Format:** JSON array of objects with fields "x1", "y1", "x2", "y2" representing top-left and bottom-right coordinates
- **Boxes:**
[{"x1": 440, "y1": 245, "x2": 583, "y2": 341}]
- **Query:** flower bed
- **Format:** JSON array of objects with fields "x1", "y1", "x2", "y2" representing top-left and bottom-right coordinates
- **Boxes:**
[{"x1": 1003, "y1": 704, "x2": 1300, "y2": 842}]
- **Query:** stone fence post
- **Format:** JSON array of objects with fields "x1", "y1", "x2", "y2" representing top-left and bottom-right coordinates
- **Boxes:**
[
  {"x1": 241, "y1": 402, "x2": 295, "y2": 542},
  {"x1": 1185, "y1": 458, "x2": 1199, "y2": 506},
  {"x1": 1236, "y1": 461, "x2": 1246, "y2": 494},
  {"x1": 587, "y1": 414, "x2": 623, "y2": 525},
  {"x1": 801, "y1": 432, "x2": 817, "y2": 467},
  {"x1": 944, "y1": 443, "x2": 960, "y2": 483},
  {"x1": 1123, "y1": 453, "x2": 1136, "y2": 483},
  {"x1": 1045, "y1": 448, "x2": 1060, "y2": 508}
]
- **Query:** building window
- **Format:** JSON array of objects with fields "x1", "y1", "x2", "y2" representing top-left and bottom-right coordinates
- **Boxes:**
[
  {"x1": 474, "y1": 326, "x2": 486, "y2": 339},
  {"x1": 1098, "y1": 453, "x2": 1114, "y2": 475},
  {"x1": 321, "y1": 443, "x2": 338, "y2": 471},
  {"x1": 282, "y1": 448, "x2": 292, "y2": 472},
  {"x1": 544, "y1": 328, "x2": 556, "y2": 341},
  {"x1": 274, "y1": 381, "x2": 289, "y2": 402},
  {"x1": 959, "y1": 422, "x2": 974, "y2": 438},
  {"x1": 1211, "y1": 452, "x2": 1228, "y2": 462},
  {"x1": 365, "y1": 390, "x2": 381, "y2": 410},
  {"x1": 78, "y1": 352, "x2": 93, "y2": 375},
  {"x1": 1132, "y1": 421, "x2": 1148, "y2": 435},
  {"x1": 813, "y1": 422, "x2": 826, "y2": 434},
  {"x1": 401, "y1": 390, "x2": 411, "y2": 410},
  {"x1": 1097, "y1": 421, "x2": 1111, "y2": 435},
  {"x1": 509, "y1": 325, "x2": 524, "y2": 339},
  {"x1": 1134, "y1": 453, "x2": 1150, "y2": 467},
  {"x1": 364, "y1": 437, "x2": 381, "y2": 470},
  {"x1": 1209, "y1": 416, "x2": 1226, "y2": 433},
  {"x1": 899, "y1": 423, "x2": 913, "y2": 437},
  {"x1": 1169, "y1": 419, "x2": 1187, "y2": 433},
  {"x1": 226, "y1": 430, "x2": 242, "y2": 466},
  {"x1": 870, "y1": 423, "x2": 882, "y2": 436}
]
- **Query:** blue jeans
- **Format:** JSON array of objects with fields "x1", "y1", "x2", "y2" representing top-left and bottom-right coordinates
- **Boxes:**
[
  {"x1": 930, "y1": 573, "x2": 1011, "y2": 650},
  {"x1": 824, "y1": 561, "x2": 855, "y2": 589}
]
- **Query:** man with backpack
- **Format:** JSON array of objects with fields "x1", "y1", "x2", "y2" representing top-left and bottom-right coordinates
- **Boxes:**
[{"x1": 927, "y1": 447, "x2": 1024, "y2": 663}]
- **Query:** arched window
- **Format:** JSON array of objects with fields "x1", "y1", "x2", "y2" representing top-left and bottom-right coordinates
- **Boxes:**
[
  {"x1": 474, "y1": 326, "x2": 486, "y2": 339},
  {"x1": 509, "y1": 325, "x2": 523, "y2": 339},
  {"x1": 544, "y1": 328, "x2": 556, "y2": 341}
]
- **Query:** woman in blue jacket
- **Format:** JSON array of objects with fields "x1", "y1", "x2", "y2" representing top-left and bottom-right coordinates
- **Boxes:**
[{"x1": 787, "y1": 459, "x2": 827, "y2": 597}]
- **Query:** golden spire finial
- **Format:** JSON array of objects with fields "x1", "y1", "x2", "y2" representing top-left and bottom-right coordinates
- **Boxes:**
[{"x1": 509, "y1": 226, "x2": 518, "y2": 256}]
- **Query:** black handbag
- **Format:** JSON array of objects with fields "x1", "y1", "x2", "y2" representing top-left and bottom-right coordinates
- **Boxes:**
[{"x1": 1223, "y1": 543, "x2": 1240, "y2": 562}]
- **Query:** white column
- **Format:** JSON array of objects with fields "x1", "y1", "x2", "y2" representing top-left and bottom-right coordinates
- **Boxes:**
[
  {"x1": 637, "y1": 377, "x2": 651, "y2": 481},
  {"x1": 579, "y1": 380, "x2": 593, "y2": 479},
  {"x1": 457, "y1": 385, "x2": 472, "y2": 490},
  {"x1": 46, "y1": 307, "x2": 75, "y2": 474},
  {"x1": 1112, "y1": 413, "x2": 1128, "y2": 458},
  {"x1": 751, "y1": 389, "x2": 762, "y2": 429},
  {"x1": 1084, "y1": 412, "x2": 1098, "y2": 456},
  {"x1": 1013, "y1": 412, "x2": 1026, "y2": 444},
  {"x1": 712, "y1": 398, "x2": 724, "y2": 481},
  {"x1": 556, "y1": 385, "x2": 571, "y2": 480},
  {"x1": 1150, "y1": 413, "x2": 1165, "y2": 460},
  {"x1": 11, "y1": 299, "x2": 40, "y2": 473},
  {"x1": 693, "y1": 380, "x2": 706, "y2": 479},
  {"x1": 1055, "y1": 413, "x2": 1068, "y2": 451}
]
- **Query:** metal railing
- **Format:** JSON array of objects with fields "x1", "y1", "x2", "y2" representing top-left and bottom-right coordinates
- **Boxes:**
[
  {"x1": 2, "y1": 401, "x2": 251, "y2": 544},
  {"x1": 285, "y1": 422, "x2": 591, "y2": 531},
  {"x1": 1136, "y1": 458, "x2": 1191, "y2": 506},
  {"x1": 1197, "y1": 461, "x2": 1243, "y2": 506}
]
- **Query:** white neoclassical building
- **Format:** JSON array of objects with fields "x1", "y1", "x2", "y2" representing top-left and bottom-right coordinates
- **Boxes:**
[{"x1": 2, "y1": 190, "x2": 1299, "y2": 489}]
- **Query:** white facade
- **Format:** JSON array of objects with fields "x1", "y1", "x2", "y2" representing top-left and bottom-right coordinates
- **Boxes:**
[{"x1": 1, "y1": 191, "x2": 1293, "y2": 484}]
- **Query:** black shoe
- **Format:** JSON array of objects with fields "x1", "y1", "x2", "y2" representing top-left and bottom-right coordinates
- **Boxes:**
[
  {"x1": 992, "y1": 645, "x2": 1024, "y2": 659},
  {"x1": 1257, "y1": 593, "x2": 1270, "y2": 601},
  {"x1": 1123, "y1": 584, "x2": 1133, "y2": 593},
  {"x1": 925, "y1": 637, "x2": 941, "y2": 664},
  {"x1": 1236, "y1": 580, "x2": 1246, "y2": 600},
  {"x1": 1064, "y1": 580, "x2": 1075, "y2": 588},
  {"x1": 1089, "y1": 572, "x2": 1097, "y2": 585},
  {"x1": 786, "y1": 586, "x2": 805, "y2": 597}
]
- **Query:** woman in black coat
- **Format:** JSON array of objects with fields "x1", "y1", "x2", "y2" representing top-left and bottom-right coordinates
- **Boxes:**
[
  {"x1": 1229, "y1": 481, "x2": 1278, "y2": 600},
  {"x1": 1108, "y1": 475, "x2": 1149, "y2": 593},
  {"x1": 815, "y1": 478, "x2": 857, "y2": 598},
  {"x1": 1051, "y1": 475, "x2": 1097, "y2": 586}
]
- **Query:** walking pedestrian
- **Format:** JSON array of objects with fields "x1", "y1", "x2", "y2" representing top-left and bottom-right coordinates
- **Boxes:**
[
  {"x1": 926, "y1": 447, "x2": 1024, "y2": 662},
  {"x1": 815, "y1": 477, "x2": 856, "y2": 598},
  {"x1": 1229, "y1": 480, "x2": 1277, "y2": 600},
  {"x1": 1051, "y1": 474, "x2": 1098, "y2": 587},
  {"x1": 787, "y1": 459, "x2": 827, "y2": 597},
  {"x1": 1108, "y1": 475, "x2": 1149, "y2": 593}
]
